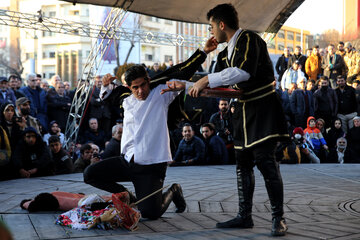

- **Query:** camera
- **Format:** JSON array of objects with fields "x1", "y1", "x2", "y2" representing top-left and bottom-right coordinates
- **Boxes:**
[
  {"x1": 12, "y1": 116, "x2": 22, "y2": 122},
  {"x1": 92, "y1": 152, "x2": 99, "y2": 159}
]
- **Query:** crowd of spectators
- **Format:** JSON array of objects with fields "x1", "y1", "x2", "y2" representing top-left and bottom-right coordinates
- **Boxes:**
[
  {"x1": 275, "y1": 42, "x2": 360, "y2": 164},
  {"x1": 1, "y1": 42, "x2": 360, "y2": 181}
]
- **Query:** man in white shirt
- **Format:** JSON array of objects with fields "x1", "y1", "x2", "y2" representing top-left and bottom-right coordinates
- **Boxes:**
[{"x1": 84, "y1": 41, "x2": 215, "y2": 219}]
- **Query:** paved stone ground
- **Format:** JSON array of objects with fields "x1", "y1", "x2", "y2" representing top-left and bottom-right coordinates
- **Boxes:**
[{"x1": 1, "y1": 164, "x2": 360, "y2": 240}]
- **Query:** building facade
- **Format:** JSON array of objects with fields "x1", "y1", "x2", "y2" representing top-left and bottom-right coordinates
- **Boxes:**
[{"x1": 267, "y1": 25, "x2": 311, "y2": 55}]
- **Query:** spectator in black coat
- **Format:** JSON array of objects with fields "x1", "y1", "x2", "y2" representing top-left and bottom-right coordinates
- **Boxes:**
[
  {"x1": 354, "y1": 80, "x2": 360, "y2": 115},
  {"x1": 12, "y1": 127, "x2": 53, "y2": 178},
  {"x1": 326, "y1": 118, "x2": 345, "y2": 150},
  {"x1": 201, "y1": 123, "x2": 228, "y2": 165},
  {"x1": 80, "y1": 118, "x2": 109, "y2": 150},
  {"x1": 0, "y1": 102, "x2": 24, "y2": 151},
  {"x1": 47, "y1": 82, "x2": 71, "y2": 131},
  {"x1": 335, "y1": 75, "x2": 358, "y2": 133},
  {"x1": 290, "y1": 77, "x2": 314, "y2": 128},
  {"x1": 88, "y1": 82, "x2": 112, "y2": 134},
  {"x1": 171, "y1": 124, "x2": 205, "y2": 165},
  {"x1": 313, "y1": 76, "x2": 338, "y2": 129},
  {"x1": 48, "y1": 135, "x2": 73, "y2": 175},
  {"x1": 346, "y1": 116, "x2": 360, "y2": 163},
  {"x1": 275, "y1": 48, "x2": 291, "y2": 83},
  {"x1": 288, "y1": 46, "x2": 307, "y2": 76},
  {"x1": 100, "y1": 124, "x2": 122, "y2": 160},
  {"x1": 209, "y1": 98, "x2": 233, "y2": 145},
  {"x1": 326, "y1": 137, "x2": 352, "y2": 164}
]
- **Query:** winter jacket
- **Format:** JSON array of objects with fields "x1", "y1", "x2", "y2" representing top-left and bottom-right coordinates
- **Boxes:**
[
  {"x1": 313, "y1": 87, "x2": 338, "y2": 117},
  {"x1": 304, "y1": 116, "x2": 327, "y2": 150},
  {"x1": 19, "y1": 86, "x2": 48, "y2": 130},
  {"x1": 305, "y1": 54, "x2": 322, "y2": 80},
  {"x1": 275, "y1": 54, "x2": 291, "y2": 81},
  {"x1": 321, "y1": 53, "x2": 344, "y2": 80}
]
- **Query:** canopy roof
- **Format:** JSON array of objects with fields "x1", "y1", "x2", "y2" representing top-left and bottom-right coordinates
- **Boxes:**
[{"x1": 61, "y1": 0, "x2": 304, "y2": 33}]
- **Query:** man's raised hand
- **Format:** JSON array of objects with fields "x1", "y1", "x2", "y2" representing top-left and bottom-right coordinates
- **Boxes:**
[
  {"x1": 160, "y1": 81, "x2": 186, "y2": 94},
  {"x1": 204, "y1": 36, "x2": 218, "y2": 54},
  {"x1": 102, "y1": 73, "x2": 113, "y2": 87}
]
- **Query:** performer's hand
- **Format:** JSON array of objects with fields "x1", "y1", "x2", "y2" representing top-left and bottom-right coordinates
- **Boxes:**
[
  {"x1": 102, "y1": 73, "x2": 113, "y2": 87},
  {"x1": 19, "y1": 169, "x2": 30, "y2": 178},
  {"x1": 160, "y1": 81, "x2": 185, "y2": 94},
  {"x1": 189, "y1": 76, "x2": 209, "y2": 97},
  {"x1": 204, "y1": 36, "x2": 218, "y2": 54}
]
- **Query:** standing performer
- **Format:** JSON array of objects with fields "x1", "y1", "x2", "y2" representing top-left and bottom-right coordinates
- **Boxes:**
[
  {"x1": 84, "y1": 39, "x2": 217, "y2": 219},
  {"x1": 162, "y1": 3, "x2": 289, "y2": 236}
]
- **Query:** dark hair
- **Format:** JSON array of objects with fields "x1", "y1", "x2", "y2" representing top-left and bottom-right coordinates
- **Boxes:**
[
  {"x1": 354, "y1": 80, "x2": 360, "y2": 84},
  {"x1": 182, "y1": 123, "x2": 193, "y2": 130},
  {"x1": 201, "y1": 123, "x2": 215, "y2": 131},
  {"x1": 124, "y1": 65, "x2": 148, "y2": 87},
  {"x1": 295, "y1": 45, "x2": 301, "y2": 49},
  {"x1": 308, "y1": 79, "x2": 316, "y2": 84},
  {"x1": 219, "y1": 98, "x2": 229, "y2": 103},
  {"x1": 207, "y1": 3, "x2": 239, "y2": 30},
  {"x1": 26, "y1": 193, "x2": 59, "y2": 212},
  {"x1": 8, "y1": 74, "x2": 19, "y2": 81},
  {"x1": 319, "y1": 76, "x2": 328, "y2": 81},
  {"x1": 36, "y1": 74, "x2": 42, "y2": 78},
  {"x1": 313, "y1": 45, "x2": 319, "y2": 49},
  {"x1": 80, "y1": 143, "x2": 92, "y2": 154},
  {"x1": 339, "y1": 41, "x2": 344, "y2": 45},
  {"x1": 48, "y1": 135, "x2": 60, "y2": 145},
  {"x1": 337, "y1": 75, "x2": 346, "y2": 80}
]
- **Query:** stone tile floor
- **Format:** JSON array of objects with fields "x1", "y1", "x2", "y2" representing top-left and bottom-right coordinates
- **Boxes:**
[{"x1": 1, "y1": 164, "x2": 359, "y2": 239}]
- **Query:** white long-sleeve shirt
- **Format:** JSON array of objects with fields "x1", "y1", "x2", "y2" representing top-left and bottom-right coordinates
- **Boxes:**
[
  {"x1": 121, "y1": 84, "x2": 181, "y2": 165},
  {"x1": 207, "y1": 28, "x2": 251, "y2": 88}
]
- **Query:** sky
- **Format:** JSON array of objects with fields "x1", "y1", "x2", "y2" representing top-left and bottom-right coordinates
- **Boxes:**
[{"x1": 284, "y1": 0, "x2": 343, "y2": 34}]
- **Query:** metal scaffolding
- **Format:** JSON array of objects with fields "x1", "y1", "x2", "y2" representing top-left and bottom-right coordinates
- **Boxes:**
[{"x1": 0, "y1": 8, "x2": 207, "y2": 48}]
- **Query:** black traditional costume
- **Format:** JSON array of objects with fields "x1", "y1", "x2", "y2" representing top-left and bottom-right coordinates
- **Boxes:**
[{"x1": 213, "y1": 29, "x2": 288, "y2": 235}]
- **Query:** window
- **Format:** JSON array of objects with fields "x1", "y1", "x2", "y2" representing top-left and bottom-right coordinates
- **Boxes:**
[
  {"x1": 145, "y1": 54, "x2": 153, "y2": 61},
  {"x1": 49, "y1": 52, "x2": 55, "y2": 58},
  {"x1": 49, "y1": 11, "x2": 56, "y2": 17},
  {"x1": 296, "y1": 33, "x2": 301, "y2": 42},
  {"x1": 49, "y1": 73, "x2": 55, "y2": 78},
  {"x1": 287, "y1": 31, "x2": 294, "y2": 41},
  {"x1": 277, "y1": 30, "x2": 284, "y2": 39},
  {"x1": 73, "y1": 10, "x2": 79, "y2": 16},
  {"x1": 267, "y1": 42, "x2": 275, "y2": 49},
  {"x1": 164, "y1": 55, "x2": 172, "y2": 62},
  {"x1": 278, "y1": 43, "x2": 284, "y2": 51},
  {"x1": 164, "y1": 20, "x2": 173, "y2": 25},
  {"x1": 42, "y1": 52, "x2": 47, "y2": 58}
]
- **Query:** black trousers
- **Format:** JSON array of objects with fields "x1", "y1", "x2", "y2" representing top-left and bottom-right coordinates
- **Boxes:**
[
  {"x1": 84, "y1": 156, "x2": 167, "y2": 219},
  {"x1": 236, "y1": 140, "x2": 284, "y2": 218}
]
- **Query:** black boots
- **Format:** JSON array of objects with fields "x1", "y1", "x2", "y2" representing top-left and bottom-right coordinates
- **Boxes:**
[
  {"x1": 216, "y1": 167, "x2": 255, "y2": 228},
  {"x1": 217, "y1": 158, "x2": 288, "y2": 236},
  {"x1": 170, "y1": 183, "x2": 186, "y2": 213},
  {"x1": 159, "y1": 183, "x2": 186, "y2": 215},
  {"x1": 216, "y1": 215, "x2": 254, "y2": 228},
  {"x1": 271, "y1": 217, "x2": 288, "y2": 236}
]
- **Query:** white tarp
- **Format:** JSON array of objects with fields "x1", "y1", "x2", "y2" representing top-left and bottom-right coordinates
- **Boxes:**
[{"x1": 60, "y1": 0, "x2": 304, "y2": 33}]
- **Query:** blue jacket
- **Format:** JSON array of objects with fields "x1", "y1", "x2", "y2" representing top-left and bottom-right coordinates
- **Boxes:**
[
  {"x1": 0, "y1": 88, "x2": 16, "y2": 106},
  {"x1": 204, "y1": 135, "x2": 228, "y2": 165},
  {"x1": 290, "y1": 89, "x2": 315, "y2": 117},
  {"x1": 19, "y1": 86, "x2": 48, "y2": 129},
  {"x1": 173, "y1": 136, "x2": 205, "y2": 163}
]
